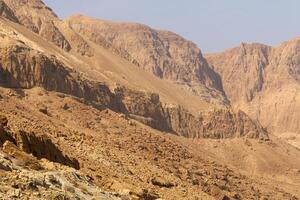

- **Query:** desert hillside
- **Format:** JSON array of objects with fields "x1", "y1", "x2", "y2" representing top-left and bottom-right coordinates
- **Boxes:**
[{"x1": 0, "y1": 0, "x2": 299, "y2": 199}]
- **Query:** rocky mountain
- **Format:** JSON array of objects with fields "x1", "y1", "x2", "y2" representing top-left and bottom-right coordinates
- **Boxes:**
[
  {"x1": 206, "y1": 39, "x2": 300, "y2": 146},
  {"x1": 0, "y1": 0, "x2": 299, "y2": 199},
  {"x1": 65, "y1": 15, "x2": 229, "y2": 106},
  {"x1": 0, "y1": 32, "x2": 267, "y2": 140},
  {"x1": 2, "y1": 0, "x2": 71, "y2": 51}
]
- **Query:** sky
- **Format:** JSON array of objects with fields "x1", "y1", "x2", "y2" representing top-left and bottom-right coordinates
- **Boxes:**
[{"x1": 43, "y1": 0, "x2": 300, "y2": 53}]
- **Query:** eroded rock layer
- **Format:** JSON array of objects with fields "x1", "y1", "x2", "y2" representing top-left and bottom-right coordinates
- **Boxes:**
[{"x1": 0, "y1": 40, "x2": 267, "y2": 140}]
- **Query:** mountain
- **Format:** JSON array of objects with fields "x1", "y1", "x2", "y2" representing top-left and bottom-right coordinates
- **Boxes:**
[
  {"x1": 206, "y1": 39, "x2": 300, "y2": 147},
  {"x1": 65, "y1": 15, "x2": 229, "y2": 106},
  {"x1": 0, "y1": 0, "x2": 299, "y2": 199}
]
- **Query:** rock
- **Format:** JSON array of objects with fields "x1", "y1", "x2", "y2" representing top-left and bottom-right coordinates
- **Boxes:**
[
  {"x1": 0, "y1": 0, "x2": 19, "y2": 22},
  {"x1": 219, "y1": 194, "x2": 231, "y2": 200},
  {"x1": 39, "y1": 106, "x2": 48, "y2": 115},
  {"x1": 0, "y1": 162, "x2": 11, "y2": 171},
  {"x1": 2, "y1": 140, "x2": 43, "y2": 170},
  {"x1": 62, "y1": 103, "x2": 70, "y2": 110},
  {"x1": 0, "y1": 114, "x2": 8, "y2": 128},
  {"x1": 151, "y1": 177, "x2": 175, "y2": 188},
  {"x1": 14, "y1": 130, "x2": 80, "y2": 169},
  {"x1": 136, "y1": 189, "x2": 160, "y2": 200}
]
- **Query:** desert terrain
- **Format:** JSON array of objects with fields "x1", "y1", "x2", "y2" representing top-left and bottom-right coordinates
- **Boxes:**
[{"x1": 0, "y1": 0, "x2": 299, "y2": 199}]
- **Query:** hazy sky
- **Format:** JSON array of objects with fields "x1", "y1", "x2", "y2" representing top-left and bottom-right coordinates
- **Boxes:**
[{"x1": 43, "y1": 0, "x2": 299, "y2": 53}]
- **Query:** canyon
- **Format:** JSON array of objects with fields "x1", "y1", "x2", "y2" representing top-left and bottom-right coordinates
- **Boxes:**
[{"x1": 0, "y1": 0, "x2": 299, "y2": 199}]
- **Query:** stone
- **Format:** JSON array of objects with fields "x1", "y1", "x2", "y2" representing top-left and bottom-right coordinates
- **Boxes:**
[
  {"x1": 151, "y1": 177, "x2": 175, "y2": 188},
  {"x1": 0, "y1": 114, "x2": 8, "y2": 128}
]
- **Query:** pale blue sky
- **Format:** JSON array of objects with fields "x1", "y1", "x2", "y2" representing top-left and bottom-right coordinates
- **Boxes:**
[{"x1": 43, "y1": 0, "x2": 299, "y2": 53}]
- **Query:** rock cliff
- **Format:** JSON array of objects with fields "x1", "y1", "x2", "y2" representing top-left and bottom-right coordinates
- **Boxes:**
[
  {"x1": 0, "y1": 37, "x2": 267, "y2": 140},
  {"x1": 66, "y1": 15, "x2": 229, "y2": 106},
  {"x1": 207, "y1": 39, "x2": 300, "y2": 137}
]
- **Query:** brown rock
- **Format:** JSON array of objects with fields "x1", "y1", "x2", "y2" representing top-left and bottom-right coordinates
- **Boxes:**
[
  {"x1": 151, "y1": 177, "x2": 175, "y2": 188},
  {"x1": 2, "y1": 140, "x2": 43, "y2": 170},
  {"x1": 0, "y1": 114, "x2": 8, "y2": 128}
]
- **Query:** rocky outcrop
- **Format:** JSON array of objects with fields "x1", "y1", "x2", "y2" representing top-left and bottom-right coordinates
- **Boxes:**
[
  {"x1": 38, "y1": 21, "x2": 71, "y2": 51},
  {"x1": 13, "y1": 130, "x2": 80, "y2": 169},
  {"x1": 164, "y1": 106, "x2": 267, "y2": 139},
  {"x1": 0, "y1": 113, "x2": 79, "y2": 169},
  {"x1": 0, "y1": 141, "x2": 122, "y2": 200},
  {"x1": 66, "y1": 15, "x2": 229, "y2": 106},
  {"x1": 113, "y1": 87, "x2": 267, "y2": 139},
  {"x1": 113, "y1": 86, "x2": 172, "y2": 132},
  {"x1": 0, "y1": 114, "x2": 15, "y2": 146},
  {"x1": 68, "y1": 29, "x2": 94, "y2": 57},
  {"x1": 0, "y1": 41, "x2": 115, "y2": 109}
]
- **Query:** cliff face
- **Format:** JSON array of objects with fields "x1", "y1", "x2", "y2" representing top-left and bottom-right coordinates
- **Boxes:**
[
  {"x1": 163, "y1": 106, "x2": 267, "y2": 139},
  {"x1": 0, "y1": 39, "x2": 113, "y2": 109},
  {"x1": 0, "y1": 35, "x2": 267, "y2": 140},
  {"x1": 66, "y1": 15, "x2": 229, "y2": 106},
  {"x1": 206, "y1": 43, "x2": 271, "y2": 103},
  {"x1": 206, "y1": 39, "x2": 300, "y2": 136}
]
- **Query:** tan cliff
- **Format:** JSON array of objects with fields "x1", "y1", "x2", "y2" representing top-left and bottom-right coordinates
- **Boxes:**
[
  {"x1": 65, "y1": 15, "x2": 229, "y2": 106},
  {"x1": 206, "y1": 39, "x2": 300, "y2": 144}
]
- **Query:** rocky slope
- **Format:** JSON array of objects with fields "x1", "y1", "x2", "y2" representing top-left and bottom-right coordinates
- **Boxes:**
[
  {"x1": 0, "y1": 116, "x2": 125, "y2": 200},
  {"x1": 206, "y1": 39, "x2": 300, "y2": 144},
  {"x1": 65, "y1": 15, "x2": 229, "y2": 106},
  {"x1": 1, "y1": 89, "x2": 299, "y2": 199}
]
